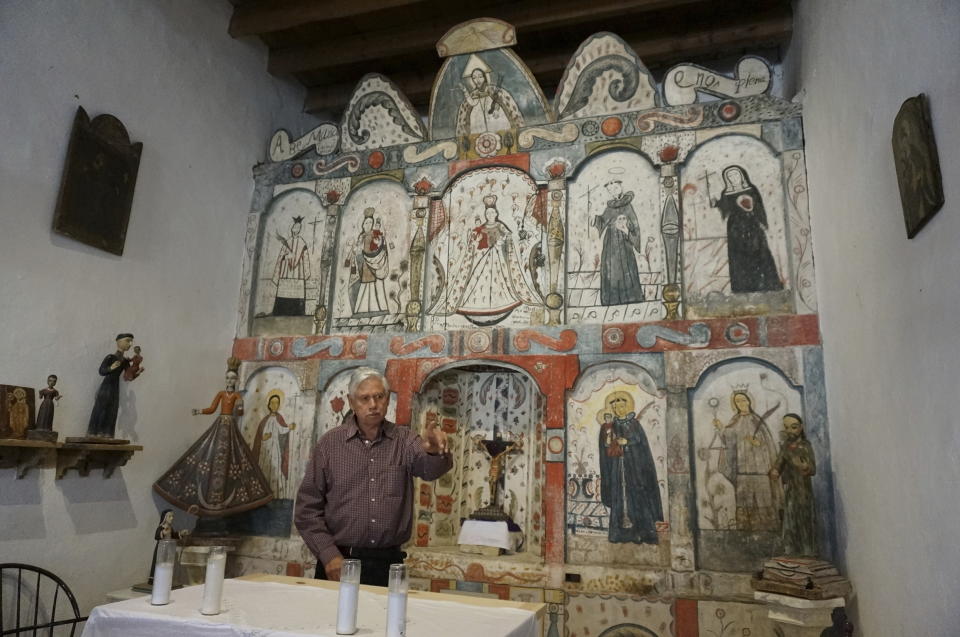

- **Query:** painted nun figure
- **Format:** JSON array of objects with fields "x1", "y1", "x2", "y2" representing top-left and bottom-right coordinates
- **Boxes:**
[
  {"x1": 712, "y1": 166, "x2": 783, "y2": 293},
  {"x1": 593, "y1": 180, "x2": 645, "y2": 306}
]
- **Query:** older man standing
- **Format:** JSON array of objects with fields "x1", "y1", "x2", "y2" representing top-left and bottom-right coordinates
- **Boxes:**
[{"x1": 295, "y1": 367, "x2": 452, "y2": 586}]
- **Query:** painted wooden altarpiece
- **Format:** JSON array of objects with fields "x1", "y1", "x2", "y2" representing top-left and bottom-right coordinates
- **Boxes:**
[{"x1": 225, "y1": 20, "x2": 832, "y2": 637}]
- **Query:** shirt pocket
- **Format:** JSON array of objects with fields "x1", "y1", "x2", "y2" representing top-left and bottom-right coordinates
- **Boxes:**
[{"x1": 380, "y1": 466, "x2": 408, "y2": 498}]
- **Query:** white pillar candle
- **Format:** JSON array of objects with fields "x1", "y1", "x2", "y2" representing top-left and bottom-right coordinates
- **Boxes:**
[
  {"x1": 336, "y1": 581, "x2": 359, "y2": 634},
  {"x1": 200, "y1": 547, "x2": 227, "y2": 615},
  {"x1": 385, "y1": 563, "x2": 408, "y2": 637},
  {"x1": 150, "y1": 563, "x2": 174, "y2": 605},
  {"x1": 385, "y1": 591, "x2": 407, "y2": 637},
  {"x1": 336, "y1": 558, "x2": 361, "y2": 635}
]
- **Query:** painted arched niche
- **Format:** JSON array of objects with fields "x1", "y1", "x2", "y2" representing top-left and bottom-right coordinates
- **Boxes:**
[
  {"x1": 689, "y1": 357, "x2": 802, "y2": 570},
  {"x1": 424, "y1": 166, "x2": 547, "y2": 330},
  {"x1": 566, "y1": 149, "x2": 664, "y2": 324},
  {"x1": 241, "y1": 365, "x2": 316, "y2": 537},
  {"x1": 680, "y1": 134, "x2": 791, "y2": 315},
  {"x1": 330, "y1": 179, "x2": 413, "y2": 333},
  {"x1": 410, "y1": 363, "x2": 546, "y2": 558},
  {"x1": 252, "y1": 189, "x2": 327, "y2": 335},
  {"x1": 565, "y1": 361, "x2": 667, "y2": 566}
]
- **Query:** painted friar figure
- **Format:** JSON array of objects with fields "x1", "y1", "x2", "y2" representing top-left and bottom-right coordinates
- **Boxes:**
[
  {"x1": 455, "y1": 54, "x2": 524, "y2": 137},
  {"x1": 597, "y1": 391, "x2": 663, "y2": 544},
  {"x1": 593, "y1": 179, "x2": 645, "y2": 306}
]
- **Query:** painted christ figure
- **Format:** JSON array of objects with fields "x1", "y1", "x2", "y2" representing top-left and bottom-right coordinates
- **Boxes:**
[
  {"x1": 593, "y1": 180, "x2": 645, "y2": 305},
  {"x1": 272, "y1": 216, "x2": 311, "y2": 315},
  {"x1": 455, "y1": 55, "x2": 524, "y2": 137},
  {"x1": 712, "y1": 165, "x2": 783, "y2": 293}
]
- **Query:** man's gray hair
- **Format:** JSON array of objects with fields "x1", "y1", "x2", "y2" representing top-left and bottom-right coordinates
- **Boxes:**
[{"x1": 347, "y1": 367, "x2": 390, "y2": 397}]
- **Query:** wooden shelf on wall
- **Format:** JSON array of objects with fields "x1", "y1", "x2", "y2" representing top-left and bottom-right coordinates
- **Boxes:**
[
  {"x1": 56, "y1": 442, "x2": 143, "y2": 479},
  {"x1": 0, "y1": 439, "x2": 60, "y2": 479}
]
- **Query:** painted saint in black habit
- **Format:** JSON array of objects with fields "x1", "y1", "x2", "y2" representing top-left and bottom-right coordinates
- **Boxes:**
[
  {"x1": 593, "y1": 180, "x2": 646, "y2": 306},
  {"x1": 713, "y1": 166, "x2": 783, "y2": 293}
]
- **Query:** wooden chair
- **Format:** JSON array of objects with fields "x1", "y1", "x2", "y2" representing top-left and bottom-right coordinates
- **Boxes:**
[{"x1": 0, "y1": 564, "x2": 86, "y2": 636}]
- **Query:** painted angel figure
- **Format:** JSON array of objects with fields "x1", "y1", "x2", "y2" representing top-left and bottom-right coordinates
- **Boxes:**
[
  {"x1": 441, "y1": 195, "x2": 539, "y2": 325},
  {"x1": 455, "y1": 55, "x2": 524, "y2": 137}
]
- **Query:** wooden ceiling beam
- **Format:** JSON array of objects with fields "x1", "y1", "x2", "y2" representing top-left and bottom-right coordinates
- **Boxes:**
[
  {"x1": 270, "y1": 0, "x2": 705, "y2": 75},
  {"x1": 229, "y1": 0, "x2": 430, "y2": 38},
  {"x1": 302, "y1": 8, "x2": 791, "y2": 115}
]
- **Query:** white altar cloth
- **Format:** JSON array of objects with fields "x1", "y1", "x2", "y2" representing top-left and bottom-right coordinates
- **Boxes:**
[{"x1": 82, "y1": 577, "x2": 540, "y2": 637}]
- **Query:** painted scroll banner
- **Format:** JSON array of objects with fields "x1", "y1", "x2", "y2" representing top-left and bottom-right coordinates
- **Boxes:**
[
  {"x1": 663, "y1": 56, "x2": 771, "y2": 106},
  {"x1": 269, "y1": 124, "x2": 339, "y2": 161}
]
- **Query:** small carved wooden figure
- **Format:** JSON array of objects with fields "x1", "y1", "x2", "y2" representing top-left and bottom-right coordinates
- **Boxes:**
[
  {"x1": 87, "y1": 333, "x2": 141, "y2": 439},
  {"x1": 29, "y1": 375, "x2": 61, "y2": 442},
  {"x1": 124, "y1": 346, "x2": 145, "y2": 381},
  {"x1": 769, "y1": 413, "x2": 817, "y2": 556}
]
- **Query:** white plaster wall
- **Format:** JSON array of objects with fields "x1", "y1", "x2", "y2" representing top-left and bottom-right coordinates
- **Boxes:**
[
  {"x1": 0, "y1": 0, "x2": 313, "y2": 614},
  {"x1": 787, "y1": 1, "x2": 960, "y2": 634}
]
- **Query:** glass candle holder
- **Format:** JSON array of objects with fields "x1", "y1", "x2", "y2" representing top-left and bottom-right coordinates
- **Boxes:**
[
  {"x1": 150, "y1": 539, "x2": 177, "y2": 605},
  {"x1": 200, "y1": 546, "x2": 227, "y2": 615},
  {"x1": 336, "y1": 559, "x2": 361, "y2": 635},
  {"x1": 385, "y1": 563, "x2": 408, "y2": 637}
]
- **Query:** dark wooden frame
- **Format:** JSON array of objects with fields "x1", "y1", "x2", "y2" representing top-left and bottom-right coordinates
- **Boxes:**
[
  {"x1": 52, "y1": 107, "x2": 142, "y2": 255},
  {"x1": 892, "y1": 94, "x2": 944, "y2": 239}
]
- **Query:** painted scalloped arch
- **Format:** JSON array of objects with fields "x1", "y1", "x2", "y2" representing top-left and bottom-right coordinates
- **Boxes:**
[
  {"x1": 428, "y1": 47, "x2": 552, "y2": 140},
  {"x1": 555, "y1": 32, "x2": 659, "y2": 120},
  {"x1": 340, "y1": 73, "x2": 426, "y2": 152}
]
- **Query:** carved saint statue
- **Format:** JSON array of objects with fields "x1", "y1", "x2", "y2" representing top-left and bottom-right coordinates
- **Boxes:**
[
  {"x1": 153, "y1": 358, "x2": 273, "y2": 517},
  {"x1": 770, "y1": 413, "x2": 817, "y2": 556}
]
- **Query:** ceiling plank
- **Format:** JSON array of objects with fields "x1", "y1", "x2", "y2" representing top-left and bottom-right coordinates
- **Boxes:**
[
  {"x1": 269, "y1": 0, "x2": 706, "y2": 75},
  {"x1": 229, "y1": 0, "x2": 430, "y2": 38},
  {"x1": 303, "y1": 8, "x2": 791, "y2": 114}
]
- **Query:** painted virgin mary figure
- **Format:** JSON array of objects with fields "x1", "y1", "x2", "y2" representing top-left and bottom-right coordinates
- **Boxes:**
[
  {"x1": 455, "y1": 55, "x2": 524, "y2": 137},
  {"x1": 597, "y1": 391, "x2": 662, "y2": 544},
  {"x1": 592, "y1": 180, "x2": 645, "y2": 305},
  {"x1": 350, "y1": 207, "x2": 390, "y2": 316},
  {"x1": 252, "y1": 391, "x2": 296, "y2": 500},
  {"x1": 154, "y1": 358, "x2": 273, "y2": 517},
  {"x1": 711, "y1": 166, "x2": 783, "y2": 293},
  {"x1": 713, "y1": 390, "x2": 782, "y2": 531},
  {"x1": 441, "y1": 195, "x2": 539, "y2": 325}
]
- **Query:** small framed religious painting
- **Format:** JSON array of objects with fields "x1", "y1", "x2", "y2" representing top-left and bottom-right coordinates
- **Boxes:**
[
  {"x1": 892, "y1": 94, "x2": 944, "y2": 239},
  {"x1": 52, "y1": 107, "x2": 143, "y2": 256}
]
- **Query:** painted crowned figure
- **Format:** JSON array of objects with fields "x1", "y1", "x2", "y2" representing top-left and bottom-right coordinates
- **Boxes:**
[
  {"x1": 272, "y1": 216, "x2": 311, "y2": 315},
  {"x1": 442, "y1": 194, "x2": 539, "y2": 325},
  {"x1": 350, "y1": 207, "x2": 390, "y2": 316},
  {"x1": 455, "y1": 55, "x2": 524, "y2": 137}
]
